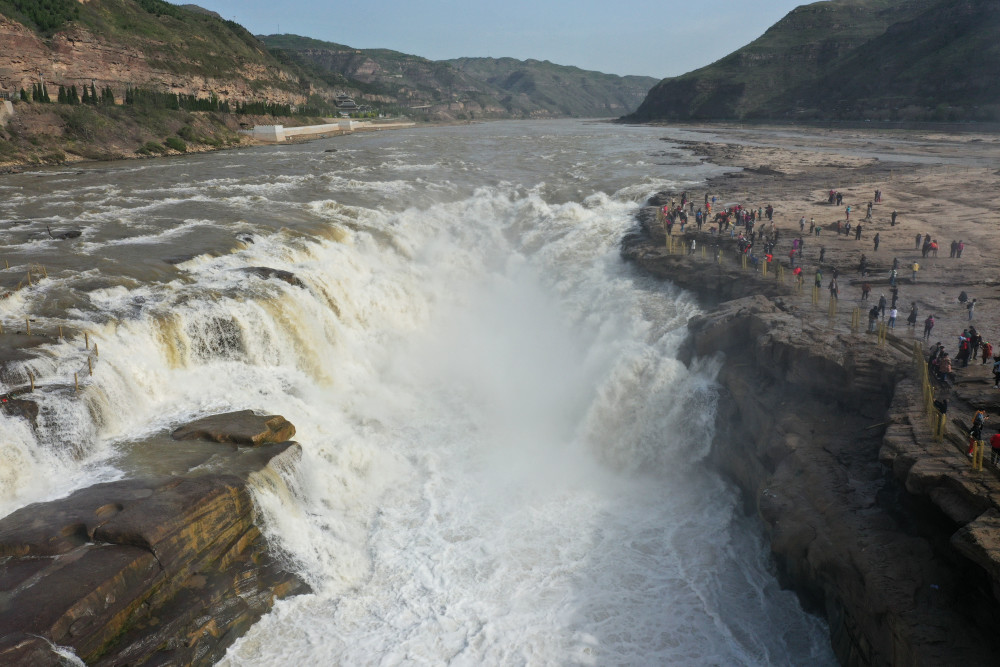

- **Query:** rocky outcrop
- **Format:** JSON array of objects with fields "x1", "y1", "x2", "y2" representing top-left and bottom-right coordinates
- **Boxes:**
[
  {"x1": 623, "y1": 197, "x2": 1000, "y2": 665},
  {"x1": 0, "y1": 413, "x2": 307, "y2": 666},
  {"x1": 171, "y1": 409, "x2": 296, "y2": 445}
]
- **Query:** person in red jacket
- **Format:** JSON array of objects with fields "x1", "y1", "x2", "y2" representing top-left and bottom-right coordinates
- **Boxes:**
[{"x1": 991, "y1": 430, "x2": 1000, "y2": 466}]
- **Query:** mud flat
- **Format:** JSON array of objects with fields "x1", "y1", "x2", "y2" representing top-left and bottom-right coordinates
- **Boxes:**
[{"x1": 623, "y1": 126, "x2": 1000, "y2": 665}]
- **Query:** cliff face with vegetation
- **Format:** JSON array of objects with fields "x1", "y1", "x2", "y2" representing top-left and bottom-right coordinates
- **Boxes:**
[
  {"x1": 627, "y1": 0, "x2": 1000, "y2": 123},
  {"x1": 0, "y1": 0, "x2": 309, "y2": 107}
]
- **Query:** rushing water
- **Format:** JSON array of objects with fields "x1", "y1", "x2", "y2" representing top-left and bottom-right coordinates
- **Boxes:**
[{"x1": 0, "y1": 120, "x2": 836, "y2": 665}]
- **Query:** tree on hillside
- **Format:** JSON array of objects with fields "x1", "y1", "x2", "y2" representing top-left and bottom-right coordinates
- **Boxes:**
[
  {"x1": 81, "y1": 85, "x2": 90, "y2": 104},
  {"x1": 19, "y1": 88, "x2": 28, "y2": 102},
  {"x1": 58, "y1": 85, "x2": 67, "y2": 104}
]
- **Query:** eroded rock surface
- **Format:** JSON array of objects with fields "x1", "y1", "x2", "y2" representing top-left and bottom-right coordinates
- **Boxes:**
[{"x1": 0, "y1": 415, "x2": 306, "y2": 666}]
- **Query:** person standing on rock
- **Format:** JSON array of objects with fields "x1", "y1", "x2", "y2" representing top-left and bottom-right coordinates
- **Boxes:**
[
  {"x1": 855, "y1": 223, "x2": 862, "y2": 240},
  {"x1": 911, "y1": 261, "x2": 919, "y2": 282},
  {"x1": 888, "y1": 306, "x2": 897, "y2": 329},
  {"x1": 957, "y1": 240, "x2": 965, "y2": 258},
  {"x1": 907, "y1": 302, "x2": 918, "y2": 327},
  {"x1": 923, "y1": 314, "x2": 935, "y2": 340},
  {"x1": 800, "y1": 216, "x2": 806, "y2": 232},
  {"x1": 968, "y1": 409, "x2": 987, "y2": 456},
  {"x1": 968, "y1": 298, "x2": 977, "y2": 320},
  {"x1": 981, "y1": 340, "x2": 993, "y2": 364},
  {"x1": 820, "y1": 247, "x2": 826, "y2": 263},
  {"x1": 829, "y1": 278, "x2": 839, "y2": 300},
  {"x1": 915, "y1": 233, "x2": 922, "y2": 250},
  {"x1": 878, "y1": 293, "x2": 887, "y2": 319},
  {"x1": 993, "y1": 357, "x2": 1000, "y2": 388},
  {"x1": 892, "y1": 209, "x2": 898, "y2": 225},
  {"x1": 868, "y1": 305, "x2": 880, "y2": 333},
  {"x1": 873, "y1": 232, "x2": 880, "y2": 251},
  {"x1": 990, "y1": 430, "x2": 1000, "y2": 466},
  {"x1": 845, "y1": 205, "x2": 851, "y2": 221},
  {"x1": 861, "y1": 282, "x2": 872, "y2": 300}
]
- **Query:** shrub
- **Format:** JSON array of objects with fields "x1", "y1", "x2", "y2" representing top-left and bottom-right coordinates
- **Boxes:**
[
  {"x1": 177, "y1": 125, "x2": 199, "y2": 142},
  {"x1": 137, "y1": 141, "x2": 167, "y2": 156},
  {"x1": 164, "y1": 136, "x2": 187, "y2": 152}
]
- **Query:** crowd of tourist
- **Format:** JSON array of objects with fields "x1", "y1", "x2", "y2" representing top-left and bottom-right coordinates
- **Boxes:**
[{"x1": 659, "y1": 184, "x2": 997, "y2": 464}]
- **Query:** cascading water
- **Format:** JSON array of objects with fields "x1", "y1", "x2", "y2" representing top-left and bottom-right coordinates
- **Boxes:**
[{"x1": 0, "y1": 120, "x2": 836, "y2": 665}]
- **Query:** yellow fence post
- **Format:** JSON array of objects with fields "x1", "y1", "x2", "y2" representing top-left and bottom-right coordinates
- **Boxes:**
[
  {"x1": 741, "y1": 254, "x2": 748, "y2": 270},
  {"x1": 973, "y1": 440, "x2": 985, "y2": 471},
  {"x1": 828, "y1": 296, "x2": 837, "y2": 317},
  {"x1": 762, "y1": 260, "x2": 768, "y2": 277},
  {"x1": 877, "y1": 322, "x2": 887, "y2": 347},
  {"x1": 25, "y1": 318, "x2": 30, "y2": 336},
  {"x1": 701, "y1": 245, "x2": 706, "y2": 259},
  {"x1": 812, "y1": 285, "x2": 819, "y2": 305}
]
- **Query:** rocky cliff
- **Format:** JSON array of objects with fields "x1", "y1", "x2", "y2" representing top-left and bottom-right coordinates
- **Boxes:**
[
  {"x1": 626, "y1": 0, "x2": 1000, "y2": 123},
  {"x1": 623, "y1": 202, "x2": 1000, "y2": 665},
  {"x1": 0, "y1": 2, "x2": 308, "y2": 107},
  {"x1": 0, "y1": 410, "x2": 307, "y2": 666}
]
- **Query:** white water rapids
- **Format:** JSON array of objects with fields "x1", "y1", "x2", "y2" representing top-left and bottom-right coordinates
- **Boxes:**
[{"x1": 0, "y1": 120, "x2": 836, "y2": 665}]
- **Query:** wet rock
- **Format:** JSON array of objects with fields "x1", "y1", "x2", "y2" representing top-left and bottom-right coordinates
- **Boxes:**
[
  {"x1": 171, "y1": 409, "x2": 296, "y2": 445},
  {"x1": 0, "y1": 395, "x2": 38, "y2": 427},
  {"x1": 0, "y1": 439, "x2": 306, "y2": 666},
  {"x1": 236, "y1": 266, "x2": 306, "y2": 288},
  {"x1": 45, "y1": 225, "x2": 82, "y2": 240}
]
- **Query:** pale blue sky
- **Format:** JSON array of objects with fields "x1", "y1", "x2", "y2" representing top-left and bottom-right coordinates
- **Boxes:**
[{"x1": 192, "y1": 0, "x2": 817, "y2": 79}]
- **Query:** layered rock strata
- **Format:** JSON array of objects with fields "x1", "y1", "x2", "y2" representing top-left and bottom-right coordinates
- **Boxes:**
[
  {"x1": 623, "y1": 199, "x2": 1000, "y2": 665},
  {"x1": 0, "y1": 411, "x2": 307, "y2": 666}
]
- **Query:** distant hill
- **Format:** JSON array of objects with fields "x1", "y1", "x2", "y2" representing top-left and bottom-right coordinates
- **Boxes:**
[
  {"x1": 626, "y1": 0, "x2": 1000, "y2": 123},
  {"x1": 447, "y1": 57, "x2": 656, "y2": 118},
  {"x1": 261, "y1": 34, "x2": 658, "y2": 120}
]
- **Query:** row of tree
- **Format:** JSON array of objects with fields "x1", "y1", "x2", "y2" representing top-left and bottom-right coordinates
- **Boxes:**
[{"x1": 17, "y1": 83, "x2": 339, "y2": 117}]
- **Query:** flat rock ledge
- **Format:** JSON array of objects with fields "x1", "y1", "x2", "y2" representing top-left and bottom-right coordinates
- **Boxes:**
[
  {"x1": 624, "y1": 198, "x2": 1000, "y2": 665},
  {"x1": 171, "y1": 410, "x2": 296, "y2": 445},
  {"x1": 0, "y1": 412, "x2": 308, "y2": 666}
]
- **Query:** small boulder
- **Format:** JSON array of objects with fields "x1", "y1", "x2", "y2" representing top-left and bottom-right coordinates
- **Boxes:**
[
  {"x1": 236, "y1": 266, "x2": 305, "y2": 288},
  {"x1": 171, "y1": 410, "x2": 295, "y2": 446}
]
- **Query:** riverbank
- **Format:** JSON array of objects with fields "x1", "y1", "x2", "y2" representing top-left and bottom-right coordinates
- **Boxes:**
[
  {"x1": 622, "y1": 127, "x2": 1000, "y2": 665},
  {"x1": 0, "y1": 102, "x2": 422, "y2": 174}
]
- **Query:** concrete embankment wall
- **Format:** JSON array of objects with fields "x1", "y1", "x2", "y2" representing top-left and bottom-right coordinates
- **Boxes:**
[{"x1": 242, "y1": 120, "x2": 416, "y2": 143}]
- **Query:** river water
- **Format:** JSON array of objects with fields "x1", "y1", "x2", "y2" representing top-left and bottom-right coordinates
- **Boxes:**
[{"x1": 0, "y1": 120, "x2": 836, "y2": 665}]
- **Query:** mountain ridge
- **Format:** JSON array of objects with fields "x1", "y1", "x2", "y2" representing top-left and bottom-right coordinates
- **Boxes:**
[{"x1": 626, "y1": 0, "x2": 1000, "y2": 123}]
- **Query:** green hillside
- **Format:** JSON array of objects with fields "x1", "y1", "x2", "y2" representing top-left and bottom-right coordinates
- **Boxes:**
[{"x1": 626, "y1": 0, "x2": 1000, "y2": 122}]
